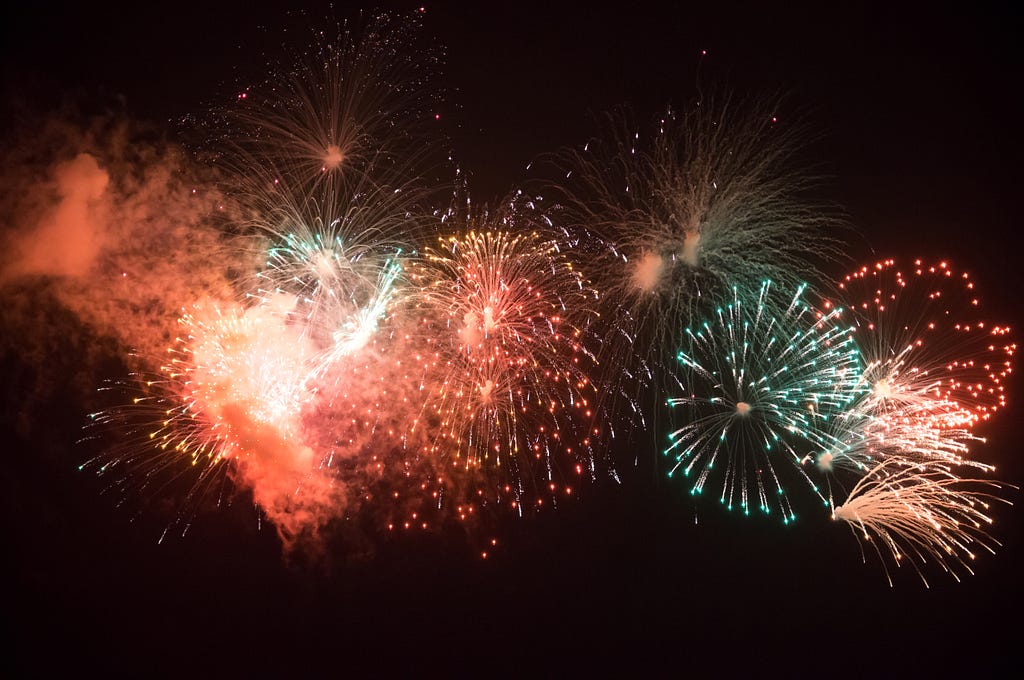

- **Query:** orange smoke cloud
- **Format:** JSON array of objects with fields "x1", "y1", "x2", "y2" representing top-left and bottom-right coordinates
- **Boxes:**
[
  {"x1": 0, "y1": 117, "x2": 244, "y2": 363},
  {"x1": 6, "y1": 153, "x2": 110, "y2": 280}
]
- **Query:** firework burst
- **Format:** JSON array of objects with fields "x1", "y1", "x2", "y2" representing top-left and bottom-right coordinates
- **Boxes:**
[
  {"x1": 257, "y1": 235, "x2": 406, "y2": 376},
  {"x1": 812, "y1": 258, "x2": 1014, "y2": 475},
  {"x1": 832, "y1": 459, "x2": 1011, "y2": 586},
  {"x1": 404, "y1": 205, "x2": 605, "y2": 518},
  {"x1": 51, "y1": 4, "x2": 1015, "y2": 577},
  {"x1": 83, "y1": 293, "x2": 356, "y2": 546},
  {"x1": 665, "y1": 280, "x2": 863, "y2": 520},
  {"x1": 550, "y1": 96, "x2": 844, "y2": 413},
  {"x1": 210, "y1": 11, "x2": 440, "y2": 196},
  {"x1": 198, "y1": 10, "x2": 440, "y2": 380}
]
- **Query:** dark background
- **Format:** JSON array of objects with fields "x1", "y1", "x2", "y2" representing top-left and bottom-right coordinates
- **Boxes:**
[{"x1": 2, "y1": 1, "x2": 1021, "y2": 675}]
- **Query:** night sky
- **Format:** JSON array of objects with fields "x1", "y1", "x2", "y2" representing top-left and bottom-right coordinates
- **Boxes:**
[{"x1": 2, "y1": 1, "x2": 1021, "y2": 675}]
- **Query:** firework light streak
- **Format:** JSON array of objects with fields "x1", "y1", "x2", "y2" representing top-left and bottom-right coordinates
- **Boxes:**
[
  {"x1": 324, "y1": 255, "x2": 403, "y2": 361},
  {"x1": 832, "y1": 459, "x2": 1011, "y2": 587},
  {"x1": 665, "y1": 280, "x2": 863, "y2": 521},
  {"x1": 257, "y1": 234, "x2": 406, "y2": 376}
]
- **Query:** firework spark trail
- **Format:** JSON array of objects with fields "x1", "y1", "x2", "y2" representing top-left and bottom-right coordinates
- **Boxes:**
[
  {"x1": 814, "y1": 409, "x2": 986, "y2": 479},
  {"x1": 401, "y1": 203, "x2": 606, "y2": 521},
  {"x1": 832, "y1": 459, "x2": 1011, "y2": 587},
  {"x1": 549, "y1": 96, "x2": 845, "y2": 421},
  {"x1": 318, "y1": 255, "x2": 404, "y2": 366},
  {"x1": 813, "y1": 258, "x2": 1015, "y2": 475},
  {"x1": 665, "y1": 280, "x2": 863, "y2": 521},
  {"x1": 83, "y1": 372, "x2": 238, "y2": 541}
]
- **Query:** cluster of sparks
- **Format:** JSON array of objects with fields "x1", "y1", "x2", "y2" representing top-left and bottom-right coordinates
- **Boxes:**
[{"x1": 82, "y1": 12, "x2": 1015, "y2": 582}]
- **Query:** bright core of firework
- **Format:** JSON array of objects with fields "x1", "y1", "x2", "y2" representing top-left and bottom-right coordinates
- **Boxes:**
[
  {"x1": 323, "y1": 144, "x2": 344, "y2": 171},
  {"x1": 172, "y1": 296, "x2": 316, "y2": 462}
]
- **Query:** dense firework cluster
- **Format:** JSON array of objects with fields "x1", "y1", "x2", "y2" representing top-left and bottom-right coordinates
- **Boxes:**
[{"x1": 4, "y1": 11, "x2": 1012, "y2": 584}]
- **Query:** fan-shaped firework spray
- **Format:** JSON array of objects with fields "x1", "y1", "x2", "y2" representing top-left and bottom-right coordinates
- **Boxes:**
[{"x1": 832, "y1": 459, "x2": 1011, "y2": 586}]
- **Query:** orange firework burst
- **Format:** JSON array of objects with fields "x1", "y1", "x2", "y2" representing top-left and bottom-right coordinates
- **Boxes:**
[
  {"x1": 401, "y1": 215, "x2": 605, "y2": 521},
  {"x1": 844, "y1": 259, "x2": 1012, "y2": 423}
]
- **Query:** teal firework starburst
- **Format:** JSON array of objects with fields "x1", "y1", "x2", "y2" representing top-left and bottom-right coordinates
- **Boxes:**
[{"x1": 665, "y1": 280, "x2": 864, "y2": 521}]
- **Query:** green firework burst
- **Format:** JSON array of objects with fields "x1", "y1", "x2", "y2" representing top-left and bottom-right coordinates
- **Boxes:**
[{"x1": 665, "y1": 280, "x2": 864, "y2": 521}]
